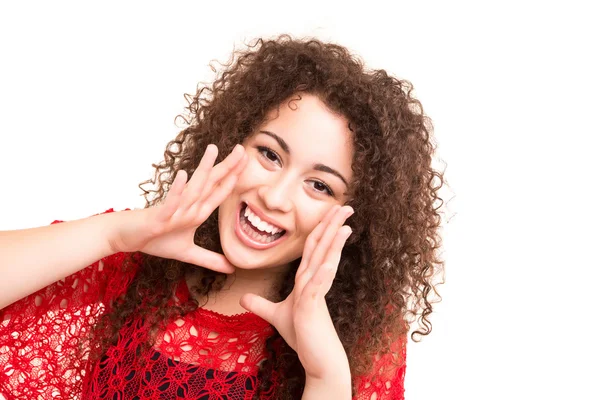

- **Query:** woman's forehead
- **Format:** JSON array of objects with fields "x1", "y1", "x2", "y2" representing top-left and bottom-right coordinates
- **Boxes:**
[
  {"x1": 250, "y1": 94, "x2": 354, "y2": 174},
  {"x1": 273, "y1": 96, "x2": 350, "y2": 145}
]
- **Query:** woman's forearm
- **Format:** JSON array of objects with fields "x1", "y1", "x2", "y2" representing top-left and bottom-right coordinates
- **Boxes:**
[
  {"x1": 0, "y1": 210, "x2": 127, "y2": 309},
  {"x1": 302, "y1": 372, "x2": 352, "y2": 400}
]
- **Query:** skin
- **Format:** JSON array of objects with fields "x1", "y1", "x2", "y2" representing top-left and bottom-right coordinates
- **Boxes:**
[
  {"x1": 208, "y1": 93, "x2": 355, "y2": 314},
  {"x1": 218, "y1": 93, "x2": 356, "y2": 395},
  {"x1": 119, "y1": 93, "x2": 356, "y2": 397}
]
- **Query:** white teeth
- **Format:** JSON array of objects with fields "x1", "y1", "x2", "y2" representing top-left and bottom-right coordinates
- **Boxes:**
[
  {"x1": 239, "y1": 209, "x2": 283, "y2": 244},
  {"x1": 257, "y1": 221, "x2": 267, "y2": 232},
  {"x1": 243, "y1": 204, "x2": 283, "y2": 234}
]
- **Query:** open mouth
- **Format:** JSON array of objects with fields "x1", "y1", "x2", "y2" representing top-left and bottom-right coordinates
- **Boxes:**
[{"x1": 237, "y1": 202, "x2": 286, "y2": 246}]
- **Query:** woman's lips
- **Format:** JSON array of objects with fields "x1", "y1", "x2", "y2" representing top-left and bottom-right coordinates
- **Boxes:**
[{"x1": 234, "y1": 202, "x2": 288, "y2": 250}]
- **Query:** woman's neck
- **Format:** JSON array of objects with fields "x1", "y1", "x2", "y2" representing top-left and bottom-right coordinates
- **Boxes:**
[{"x1": 187, "y1": 264, "x2": 290, "y2": 316}]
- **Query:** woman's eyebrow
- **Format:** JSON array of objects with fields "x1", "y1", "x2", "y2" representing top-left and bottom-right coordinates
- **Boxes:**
[
  {"x1": 314, "y1": 164, "x2": 349, "y2": 187},
  {"x1": 259, "y1": 130, "x2": 290, "y2": 153},
  {"x1": 258, "y1": 130, "x2": 349, "y2": 188}
]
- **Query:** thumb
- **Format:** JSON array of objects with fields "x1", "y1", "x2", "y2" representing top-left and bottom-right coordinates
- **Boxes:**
[
  {"x1": 187, "y1": 246, "x2": 235, "y2": 274},
  {"x1": 240, "y1": 293, "x2": 277, "y2": 325}
]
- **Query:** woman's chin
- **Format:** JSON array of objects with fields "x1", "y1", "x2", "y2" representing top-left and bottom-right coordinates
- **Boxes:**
[
  {"x1": 221, "y1": 242, "x2": 265, "y2": 270},
  {"x1": 220, "y1": 241, "x2": 293, "y2": 272}
]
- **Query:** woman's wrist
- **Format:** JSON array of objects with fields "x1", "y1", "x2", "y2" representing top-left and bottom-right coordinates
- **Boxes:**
[
  {"x1": 104, "y1": 207, "x2": 145, "y2": 254},
  {"x1": 303, "y1": 358, "x2": 352, "y2": 400},
  {"x1": 303, "y1": 372, "x2": 352, "y2": 400}
]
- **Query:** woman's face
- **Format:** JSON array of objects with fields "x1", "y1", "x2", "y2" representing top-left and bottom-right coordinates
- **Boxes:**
[{"x1": 218, "y1": 93, "x2": 354, "y2": 270}]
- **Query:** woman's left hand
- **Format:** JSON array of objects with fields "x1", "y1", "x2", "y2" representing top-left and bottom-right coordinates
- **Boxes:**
[{"x1": 240, "y1": 204, "x2": 354, "y2": 381}]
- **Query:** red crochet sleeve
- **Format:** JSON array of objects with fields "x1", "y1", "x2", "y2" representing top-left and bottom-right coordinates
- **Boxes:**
[
  {"x1": 0, "y1": 208, "x2": 140, "y2": 400},
  {"x1": 353, "y1": 334, "x2": 407, "y2": 400}
]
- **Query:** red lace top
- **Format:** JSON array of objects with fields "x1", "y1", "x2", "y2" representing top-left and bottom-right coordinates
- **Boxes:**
[{"x1": 0, "y1": 209, "x2": 406, "y2": 400}]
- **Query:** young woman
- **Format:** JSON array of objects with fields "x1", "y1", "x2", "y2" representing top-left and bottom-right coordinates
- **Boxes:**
[{"x1": 0, "y1": 35, "x2": 445, "y2": 399}]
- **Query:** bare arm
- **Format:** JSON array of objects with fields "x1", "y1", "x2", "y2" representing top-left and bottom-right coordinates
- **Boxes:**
[
  {"x1": 302, "y1": 375, "x2": 352, "y2": 400},
  {"x1": 0, "y1": 210, "x2": 125, "y2": 309},
  {"x1": 0, "y1": 144, "x2": 249, "y2": 310}
]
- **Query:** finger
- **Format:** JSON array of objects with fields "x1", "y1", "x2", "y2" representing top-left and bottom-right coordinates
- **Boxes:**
[
  {"x1": 293, "y1": 205, "x2": 342, "y2": 302},
  {"x1": 295, "y1": 205, "x2": 340, "y2": 277},
  {"x1": 309, "y1": 226, "x2": 352, "y2": 297},
  {"x1": 185, "y1": 245, "x2": 235, "y2": 274},
  {"x1": 239, "y1": 293, "x2": 277, "y2": 325},
  {"x1": 180, "y1": 144, "x2": 218, "y2": 210},
  {"x1": 195, "y1": 173, "x2": 239, "y2": 221},
  {"x1": 198, "y1": 145, "x2": 246, "y2": 202},
  {"x1": 305, "y1": 206, "x2": 353, "y2": 275},
  {"x1": 295, "y1": 225, "x2": 348, "y2": 309},
  {"x1": 231, "y1": 151, "x2": 248, "y2": 175},
  {"x1": 196, "y1": 151, "x2": 247, "y2": 212},
  {"x1": 157, "y1": 170, "x2": 187, "y2": 223},
  {"x1": 298, "y1": 262, "x2": 336, "y2": 307}
]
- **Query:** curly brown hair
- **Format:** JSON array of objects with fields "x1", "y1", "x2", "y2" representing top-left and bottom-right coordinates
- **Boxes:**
[{"x1": 90, "y1": 34, "x2": 445, "y2": 399}]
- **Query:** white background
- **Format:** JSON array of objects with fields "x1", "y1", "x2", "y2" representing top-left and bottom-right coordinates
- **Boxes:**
[{"x1": 1, "y1": 1, "x2": 599, "y2": 399}]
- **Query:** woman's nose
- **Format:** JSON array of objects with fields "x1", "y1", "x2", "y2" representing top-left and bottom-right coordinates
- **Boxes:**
[{"x1": 257, "y1": 180, "x2": 293, "y2": 213}]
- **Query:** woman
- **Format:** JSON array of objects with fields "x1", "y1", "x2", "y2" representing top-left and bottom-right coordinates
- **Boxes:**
[{"x1": 0, "y1": 35, "x2": 444, "y2": 399}]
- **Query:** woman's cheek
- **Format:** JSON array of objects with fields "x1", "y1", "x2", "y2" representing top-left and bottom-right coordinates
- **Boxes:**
[
  {"x1": 298, "y1": 202, "x2": 329, "y2": 238},
  {"x1": 238, "y1": 158, "x2": 266, "y2": 189}
]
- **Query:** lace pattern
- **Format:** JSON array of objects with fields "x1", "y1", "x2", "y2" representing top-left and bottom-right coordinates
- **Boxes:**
[{"x1": 0, "y1": 208, "x2": 405, "y2": 399}]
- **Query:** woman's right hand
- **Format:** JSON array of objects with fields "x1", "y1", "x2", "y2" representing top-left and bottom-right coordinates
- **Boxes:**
[{"x1": 108, "y1": 144, "x2": 246, "y2": 273}]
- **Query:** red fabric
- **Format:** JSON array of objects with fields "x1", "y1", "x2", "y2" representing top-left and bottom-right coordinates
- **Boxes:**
[{"x1": 0, "y1": 208, "x2": 405, "y2": 399}]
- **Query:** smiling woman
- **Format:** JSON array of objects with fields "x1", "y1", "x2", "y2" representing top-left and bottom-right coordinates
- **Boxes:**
[
  {"x1": 218, "y1": 94, "x2": 354, "y2": 275},
  {"x1": 0, "y1": 35, "x2": 445, "y2": 400}
]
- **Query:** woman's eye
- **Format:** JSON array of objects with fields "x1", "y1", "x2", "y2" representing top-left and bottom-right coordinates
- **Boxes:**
[
  {"x1": 257, "y1": 146, "x2": 281, "y2": 166},
  {"x1": 309, "y1": 180, "x2": 334, "y2": 197},
  {"x1": 265, "y1": 150, "x2": 278, "y2": 162}
]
